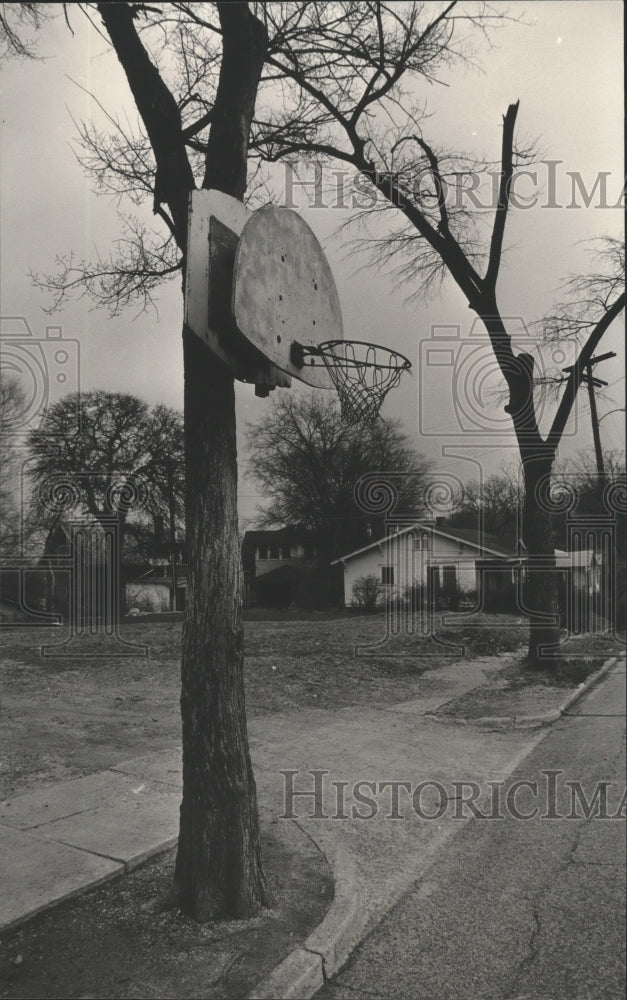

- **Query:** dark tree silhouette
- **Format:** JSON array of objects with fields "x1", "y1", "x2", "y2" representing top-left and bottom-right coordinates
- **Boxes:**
[
  {"x1": 448, "y1": 466, "x2": 524, "y2": 546},
  {"x1": 248, "y1": 18, "x2": 625, "y2": 664},
  {"x1": 27, "y1": 390, "x2": 184, "y2": 610},
  {"x1": 247, "y1": 391, "x2": 431, "y2": 557}
]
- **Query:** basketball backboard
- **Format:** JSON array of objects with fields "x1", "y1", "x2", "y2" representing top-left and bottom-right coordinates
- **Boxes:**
[
  {"x1": 184, "y1": 190, "x2": 290, "y2": 390},
  {"x1": 232, "y1": 206, "x2": 343, "y2": 387}
]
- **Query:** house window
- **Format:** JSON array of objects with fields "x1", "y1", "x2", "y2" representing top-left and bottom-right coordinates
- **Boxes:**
[
  {"x1": 304, "y1": 543, "x2": 315, "y2": 558},
  {"x1": 269, "y1": 545, "x2": 280, "y2": 559},
  {"x1": 280, "y1": 546, "x2": 291, "y2": 559},
  {"x1": 442, "y1": 565, "x2": 457, "y2": 589},
  {"x1": 381, "y1": 566, "x2": 395, "y2": 585},
  {"x1": 258, "y1": 545, "x2": 268, "y2": 560},
  {"x1": 413, "y1": 532, "x2": 429, "y2": 550}
]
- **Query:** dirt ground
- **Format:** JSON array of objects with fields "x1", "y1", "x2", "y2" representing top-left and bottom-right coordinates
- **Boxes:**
[
  {"x1": 431, "y1": 630, "x2": 624, "y2": 720},
  {"x1": 0, "y1": 825, "x2": 333, "y2": 999},
  {"x1": 0, "y1": 612, "x2": 527, "y2": 798},
  {"x1": 0, "y1": 613, "x2": 620, "y2": 999}
]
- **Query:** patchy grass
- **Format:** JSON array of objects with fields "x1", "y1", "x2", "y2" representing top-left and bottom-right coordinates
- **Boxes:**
[
  {"x1": 1, "y1": 611, "x2": 619, "y2": 998},
  {"x1": 1, "y1": 612, "x2": 527, "y2": 797},
  {"x1": 1, "y1": 612, "x2": 613, "y2": 796},
  {"x1": 432, "y1": 629, "x2": 624, "y2": 722}
]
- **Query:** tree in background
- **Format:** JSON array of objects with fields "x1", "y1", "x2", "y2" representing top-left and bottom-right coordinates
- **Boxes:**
[
  {"x1": 448, "y1": 463, "x2": 523, "y2": 548},
  {"x1": 27, "y1": 390, "x2": 184, "y2": 607},
  {"x1": 236, "y1": 8, "x2": 625, "y2": 665},
  {"x1": 553, "y1": 449, "x2": 625, "y2": 522},
  {"x1": 0, "y1": 3, "x2": 48, "y2": 60},
  {"x1": 246, "y1": 392, "x2": 430, "y2": 558}
]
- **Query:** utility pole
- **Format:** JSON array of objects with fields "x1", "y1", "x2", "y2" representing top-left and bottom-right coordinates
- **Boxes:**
[
  {"x1": 563, "y1": 351, "x2": 617, "y2": 629},
  {"x1": 586, "y1": 362, "x2": 606, "y2": 491},
  {"x1": 563, "y1": 350, "x2": 616, "y2": 494}
]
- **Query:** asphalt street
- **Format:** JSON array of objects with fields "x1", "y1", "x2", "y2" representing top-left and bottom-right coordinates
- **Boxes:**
[{"x1": 317, "y1": 662, "x2": 627, "y2": 1000}]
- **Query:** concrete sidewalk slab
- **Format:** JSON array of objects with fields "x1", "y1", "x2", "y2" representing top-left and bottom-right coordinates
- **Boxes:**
[
  {"x1": 0, "y1": 769, "x2": 165, "y2": 830},
  {"x1": 112, "y1": 748, "x2": 183, "y2": 788},
  {"x1": 0, "y1": 824, "x2": 122, "y2": 932},
  {"x1": 33, "y1": 781, "x2": 181, "y2": 868}
]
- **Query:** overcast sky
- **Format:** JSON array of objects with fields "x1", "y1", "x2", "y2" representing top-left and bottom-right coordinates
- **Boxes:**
[{"x1": 1, "y1": 1, "x2": 624, "y2": 526}]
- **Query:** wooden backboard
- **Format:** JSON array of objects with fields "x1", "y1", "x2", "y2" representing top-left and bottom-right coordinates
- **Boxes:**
[
  {"x1": 232, "y1": 207, "x2": 343, "y2": 387},
  {"x1": 184, "y1": 190, "x2": 290, "y2": 389}
]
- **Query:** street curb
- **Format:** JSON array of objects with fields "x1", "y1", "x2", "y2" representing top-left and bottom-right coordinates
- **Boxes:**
[
  {"x1": 303, "y1": 841, "x2": 364, "y2": 980},
  {"x1": 429, "y1": 653, "x2": 624, "y2": 731},
  {"x1": 250, "y1": 841, "x2": 365, "y2": 1000},
  {"x1": 251, "y1": 652, "x2": 626, "y2": 1000},
  {"x1": 249, "y1": 948, "x2": 324, "y2": 1000},
  {"x1": 559, "y1": 653, "x2": 624, "y2": 714}
]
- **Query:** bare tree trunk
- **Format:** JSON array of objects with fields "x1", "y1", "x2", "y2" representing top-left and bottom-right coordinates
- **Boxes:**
[
  {"x1": 173, "y1": 330, "x2": 268, "y2": 919},
  {"x1": 522, "y1": 454, "x2": 561, "y2": 666},
  {"x1": 172, "y1": 2, "x2": 270, "y2": 921},
  {"x1": 98, "y1": 0, "x2": 271, "y2": 920},
  {"x1": 479, "y1": 307, "x2": 563, "y2": 668}
]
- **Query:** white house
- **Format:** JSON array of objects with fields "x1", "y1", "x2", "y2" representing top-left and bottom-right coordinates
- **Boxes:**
[
  {"x1": 332, "y1": 521, "x2": 514, "y2": 608},
  {"x1": 126, "y1": 563, "x2": 187, "y2": 613},
  {"x1": 333, "y1": 517, "x2": 604, "y2": 618}
]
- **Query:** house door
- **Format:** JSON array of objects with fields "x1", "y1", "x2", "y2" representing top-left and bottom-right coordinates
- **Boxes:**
[
  {"x1": 427, "y1": 565, "x2": 440, "y2": 608},
  {"x1": 442, "y1": 564, "x2": 459, "y2": 610}
]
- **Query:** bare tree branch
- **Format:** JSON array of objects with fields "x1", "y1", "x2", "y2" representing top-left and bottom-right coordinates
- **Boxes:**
[
  {"x1": 31, "y1": 216, "x2": 182, "y2": 316},
  {"x1": 485, "y1": 99, "x2": 518, "y2": 290},
  {"x1": 0, "y1": 1, "x2": 49, "y2": 59},
  {"x1": 547, "y1": 290, "x2": 625, "y2": 453}
]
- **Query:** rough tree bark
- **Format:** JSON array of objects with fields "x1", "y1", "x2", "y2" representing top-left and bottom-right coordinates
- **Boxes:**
[
  {"x1": 98, "y1": 0, "x2": 270, "y2": 920},
  {"x1": 174, "y1": 4, "x2": 270, "y2": 919},
  {"x1": 357, "y1": 104, "x2": 566, "y2": 663},
  {"x1": 521, "y1": 452, "x2": 560, "y2": 661},
  {"x1": 484, "y1": 308, "x2": 563, "y2": 664}
]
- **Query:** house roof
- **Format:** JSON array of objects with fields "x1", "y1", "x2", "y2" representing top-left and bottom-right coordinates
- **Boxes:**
[
  {"x1": 331, "y1": 521, "x2": 515, "y2": 565},
  {"x1": 438, "y1": 526, "x2": 515, "y2": 557}
]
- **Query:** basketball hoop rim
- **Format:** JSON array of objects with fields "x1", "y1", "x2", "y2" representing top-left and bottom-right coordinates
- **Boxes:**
[{"x1": 297, "y1": 339, "x2": 412, "y2": 373}]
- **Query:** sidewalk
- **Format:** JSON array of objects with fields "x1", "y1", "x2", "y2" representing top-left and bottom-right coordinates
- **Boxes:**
[{"x1": 1, "y1": 650, "x2": 623, "y2": 998}]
